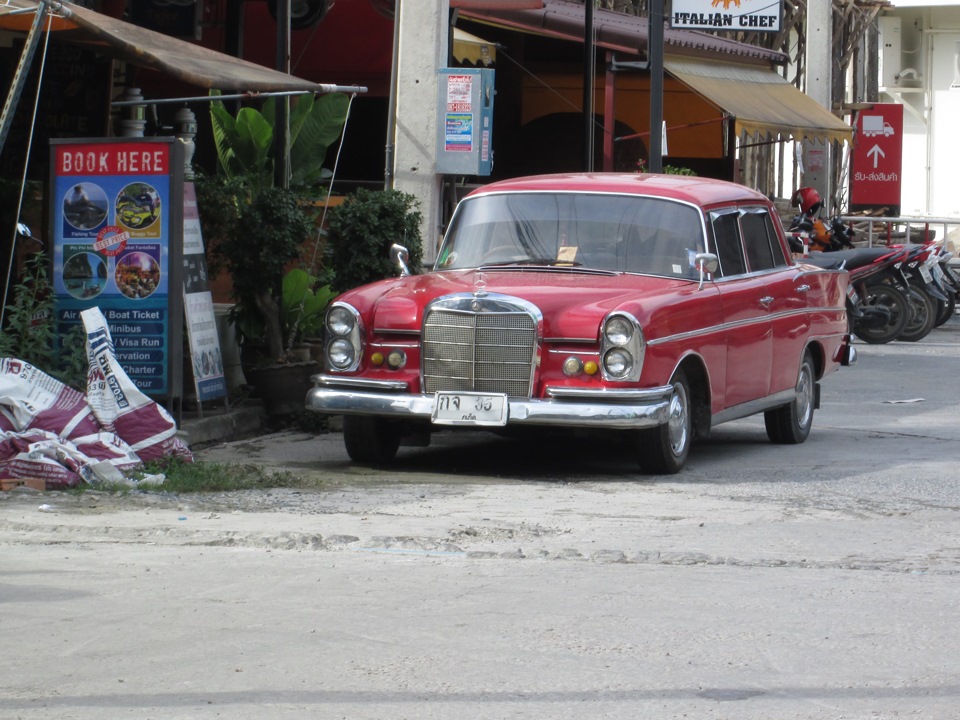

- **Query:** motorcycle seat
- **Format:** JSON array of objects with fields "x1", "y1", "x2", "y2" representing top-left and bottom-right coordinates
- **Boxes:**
[{"x1": 803, "y1": 247, "x2": 899, "y2": 271}]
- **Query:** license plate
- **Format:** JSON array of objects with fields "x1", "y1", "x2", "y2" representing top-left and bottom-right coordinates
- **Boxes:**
[
  {"x1": 432, "y1": 391, "x2": 508, "y2": 426},
  {"x1": 919, "y1": 265, "x2": 933, "y2": 283},
  {"x1": 846, "y1": 284, "x2": 860, "y2": 305}
]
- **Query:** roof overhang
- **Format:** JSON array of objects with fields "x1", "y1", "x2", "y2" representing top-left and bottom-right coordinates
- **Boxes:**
[
  {"x1": 664, "y1": 55, "x2": 853, "y2": 145},
  {"x1": 0, "y1": 0, "x2": 356, "y2": 94}
]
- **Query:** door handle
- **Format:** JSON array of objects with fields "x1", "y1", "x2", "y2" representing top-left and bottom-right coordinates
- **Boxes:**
[
  {"x1": 760, "y1": 296, "x2": 774, "y2": 307},
  {"x1": 796, "y1": 284, "x2": 810, "y2": 293}
]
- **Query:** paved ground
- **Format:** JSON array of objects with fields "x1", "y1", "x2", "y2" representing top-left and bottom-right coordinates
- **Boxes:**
[{"x1": 2, "y1": 315, "x2": 959, "y2": 719}]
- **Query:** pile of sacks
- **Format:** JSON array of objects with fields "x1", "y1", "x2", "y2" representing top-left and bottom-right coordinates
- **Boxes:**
[{"x1": 1, "y1": 307, "x2": 192, "y2": 490}]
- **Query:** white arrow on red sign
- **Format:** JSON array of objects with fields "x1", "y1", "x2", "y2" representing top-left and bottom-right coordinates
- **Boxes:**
[{"x1": 867, "y1": 144, "x2": 885, "y2": 168}]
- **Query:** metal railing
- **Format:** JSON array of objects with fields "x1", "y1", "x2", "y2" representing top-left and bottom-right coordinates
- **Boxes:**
[{"x1": 839, "y1": 215, "x2": 960, "y2": 249}]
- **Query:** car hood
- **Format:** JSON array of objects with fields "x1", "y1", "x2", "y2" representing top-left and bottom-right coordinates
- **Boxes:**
[{"x1": 342, "y1": 267, "x2": 694, "y2": 340}]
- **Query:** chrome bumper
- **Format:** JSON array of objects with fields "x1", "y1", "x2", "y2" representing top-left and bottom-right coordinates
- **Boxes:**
[{"x1": 305, "y1": 375, "x2": 673, "y2": 430}]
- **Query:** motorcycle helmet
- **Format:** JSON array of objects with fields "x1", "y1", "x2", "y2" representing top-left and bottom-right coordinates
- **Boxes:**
[{"x1": 791, "y1": 186, "x2": 823, "y2": 215}]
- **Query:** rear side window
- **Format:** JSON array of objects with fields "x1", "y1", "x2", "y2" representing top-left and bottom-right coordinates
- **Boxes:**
[
  {"x1": 741, "y1": 210, "x2": 787, "y2": 271},
  {"x1": 710, "y1": 211, "x2": 745, "y2": 277}
]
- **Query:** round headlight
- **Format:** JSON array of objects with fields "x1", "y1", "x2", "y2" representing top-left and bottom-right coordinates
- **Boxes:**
[
  {"x1": 604, "y1": 316, "x2": 634, "y2": 346},
  {"x1": 327, "y1": 338, "x2": 356, "y2": 369},
  {"x1": 603, "y1": 348, "x2": 633, "y2": 378},
  {"x1": 327, "y1": 306, "x2": 355, "y2": 336}
]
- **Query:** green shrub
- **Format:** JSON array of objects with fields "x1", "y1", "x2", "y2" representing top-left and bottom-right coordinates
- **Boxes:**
[{"x1": 326, "y1": 188, "x2": 423, "y2": 292}]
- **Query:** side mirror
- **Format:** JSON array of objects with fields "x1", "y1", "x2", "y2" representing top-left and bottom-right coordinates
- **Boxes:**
[
  {"x1": 694, "y1": 252, "x2": 719, "y2": 290},
  {"x1": 390, "y1": 243, "x2": 411, "y2": 277}
]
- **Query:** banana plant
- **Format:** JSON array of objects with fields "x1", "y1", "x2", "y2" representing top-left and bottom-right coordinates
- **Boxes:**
[{"x1": 209, "y1": 91, "x2": 349, "y2": 195}]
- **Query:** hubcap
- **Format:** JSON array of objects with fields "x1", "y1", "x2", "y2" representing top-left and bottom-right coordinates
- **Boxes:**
[
  {"x1": 667, "y1": 383, "x2": 689, "y2": 455},
  {"x1": 796, "y1": 363, "x2": 813, "y2": 428}
]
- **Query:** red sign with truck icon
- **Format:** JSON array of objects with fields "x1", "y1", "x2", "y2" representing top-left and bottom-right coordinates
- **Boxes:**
[{"x1": 849, "y1": 103, "x2": 903, "y2": 215}]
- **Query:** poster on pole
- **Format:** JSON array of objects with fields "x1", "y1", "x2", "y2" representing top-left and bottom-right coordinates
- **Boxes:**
[{"x1": 50, "y1": 138, "x2": 184, "y2": 400}]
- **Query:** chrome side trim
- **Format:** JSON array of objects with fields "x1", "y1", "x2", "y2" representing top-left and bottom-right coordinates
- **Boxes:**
[{"x1": 647, "y1": 306, "x2": 845, "y2": 347}]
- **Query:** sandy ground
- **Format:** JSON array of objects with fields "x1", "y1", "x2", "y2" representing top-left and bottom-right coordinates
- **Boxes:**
[{"x1": 2, "y1": 316, "x2": 960, "y2": 719}]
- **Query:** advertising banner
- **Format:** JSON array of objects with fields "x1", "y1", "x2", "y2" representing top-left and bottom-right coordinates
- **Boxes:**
[{"x1": 50, "y1": 138, "x2": 184, "y2": 398}]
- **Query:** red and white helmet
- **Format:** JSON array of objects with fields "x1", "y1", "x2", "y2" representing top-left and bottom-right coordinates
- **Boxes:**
[{"x1": 791, "y1": 186, "x2": 823, "y2": 215}]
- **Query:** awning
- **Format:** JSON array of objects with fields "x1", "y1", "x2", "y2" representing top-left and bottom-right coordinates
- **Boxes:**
[
  {"x1": 0, "y1": 0, "x2": 355, "y2": 94},
  {"x1": 664, "y1": 55, "x2": 853, "y2": 145},
  {"x1": 453, "y1": 27, "x2": 497, "y2": 66},
  {"x1": 460, "y1": 0, "x2": 785, "y2": 63}
]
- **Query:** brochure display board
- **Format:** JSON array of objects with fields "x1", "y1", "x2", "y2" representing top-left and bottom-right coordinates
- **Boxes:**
[
  {"x1": 182, "y1": 181, "x2": 226, "y2": 402},
  {"x1": 50, "y1": 137, "x2": 184, "y2": 400}
]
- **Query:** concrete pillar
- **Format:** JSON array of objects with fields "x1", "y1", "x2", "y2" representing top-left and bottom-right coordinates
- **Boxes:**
[
  {"x1": 803, "y1": 1, "x2": 833, "y2": 208},
  {"x1": 392, "y1": 0, "x2": 448, "y2": 262}
]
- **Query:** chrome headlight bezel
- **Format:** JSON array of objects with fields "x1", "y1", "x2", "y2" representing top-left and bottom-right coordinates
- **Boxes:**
[
  {"x1": 324, "y1": 302, "x2": 363, "y2": 372},
  {"x1": 600, "y1": 312, "x2": 644, "y2": 381}
]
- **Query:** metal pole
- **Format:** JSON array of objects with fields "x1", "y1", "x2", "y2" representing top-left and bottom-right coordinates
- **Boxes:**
[
  {"x1": 384, "y1": 0, "x2": 402, "y2": 190},
  {"x1": 0, "y1": 2, "x2": 48, "y2": 155},
  {"x1": 274, "y1": 0, "x2": 290, "y2": 189},
  {"x1": 582, "y1": 0, "x2": 595, "y2": 171},
  {"x1": 648, "y1": 0, "x2": 664, "y2": 173}
]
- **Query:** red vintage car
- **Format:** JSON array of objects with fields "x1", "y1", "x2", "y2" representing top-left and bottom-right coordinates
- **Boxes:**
[{"x1": 306, "y1": 173, "x2": 856, "y2": 473}]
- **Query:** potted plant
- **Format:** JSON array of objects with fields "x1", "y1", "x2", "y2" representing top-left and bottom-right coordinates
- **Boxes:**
[
  {"x1": 195, "y1": 91, "x2": 348, "y2": 414},
  {"x1": 282, "y1": 267, "x2": 336, "y2": 362}
]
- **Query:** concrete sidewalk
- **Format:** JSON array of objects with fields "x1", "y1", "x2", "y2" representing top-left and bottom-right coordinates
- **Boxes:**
[{"x1": 175, "y1": 402, "x2": 264, "y2": 449}]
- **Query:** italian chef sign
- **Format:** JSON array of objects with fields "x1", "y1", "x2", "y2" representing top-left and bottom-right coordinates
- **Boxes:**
[{"x1": 671, "y1": 0, "x2": 782, "y2": 32}]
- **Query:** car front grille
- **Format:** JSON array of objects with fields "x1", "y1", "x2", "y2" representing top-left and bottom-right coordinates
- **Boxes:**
[{"x1": 422, "y1": 296, "x2": 538, "y2": 398}]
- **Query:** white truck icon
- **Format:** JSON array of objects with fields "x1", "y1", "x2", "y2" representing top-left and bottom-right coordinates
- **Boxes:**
[{"x1": 862, "y1": 115, "x2": 894, "y2": 137}]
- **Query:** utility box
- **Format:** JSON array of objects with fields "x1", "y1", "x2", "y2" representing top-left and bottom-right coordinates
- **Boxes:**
[
  {"x1": 436, "y1": 68, "x2": 495, "y2": 176},
  {"x1": 879, "y1": 16, "x2": 901, "y2": 88}
]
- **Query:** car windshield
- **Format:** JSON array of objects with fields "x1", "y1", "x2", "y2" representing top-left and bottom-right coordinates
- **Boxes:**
[{"x1": 436, "y1": 192, "x2": 706, "y2": 278}]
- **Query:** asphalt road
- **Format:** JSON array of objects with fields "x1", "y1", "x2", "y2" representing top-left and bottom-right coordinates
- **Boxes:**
[{"x1": 2, "y1": 314, "x2": 959, "y2": 719}]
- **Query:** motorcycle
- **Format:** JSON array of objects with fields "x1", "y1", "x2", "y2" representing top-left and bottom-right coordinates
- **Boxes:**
[
  {"x1": 804, "y1": 245, "x2": 913, "y2": 344},
  {"x1": 789, "y1": 187, "x2": 911, "y2": 343}
]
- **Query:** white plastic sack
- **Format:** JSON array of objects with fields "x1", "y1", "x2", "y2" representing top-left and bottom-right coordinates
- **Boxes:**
[{"x1": 82, "y1": 307, "x2": 192, "y2": 463}]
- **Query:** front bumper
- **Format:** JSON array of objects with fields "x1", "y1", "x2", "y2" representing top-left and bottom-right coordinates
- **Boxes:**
[{"x1": 305, "y1": 375, "x2": 673, "y2": 430}]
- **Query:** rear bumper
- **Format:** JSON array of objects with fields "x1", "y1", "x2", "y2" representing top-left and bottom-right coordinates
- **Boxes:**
[{"x1": 305, "y1": 375, "x2": 673, "y2": 430}]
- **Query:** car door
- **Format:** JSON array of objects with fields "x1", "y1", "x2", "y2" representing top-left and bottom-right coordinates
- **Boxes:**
[
  {"x1": 738, "y1": 208, "x2": 811, "y2": 395},
  {"x1": 708, "y1": 208, "x2": 773, "y2": 409}
]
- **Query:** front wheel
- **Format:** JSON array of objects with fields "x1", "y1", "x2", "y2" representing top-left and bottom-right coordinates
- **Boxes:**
[
  {"x1": 765, "y1": 350, "x2": 815, "y2": 444},
  {"x1": 342, "y1": 416, "x2": 402, "y2": 465},
  {"x1": 637, "y1": 369, "x2": 692, "y2": 474}
]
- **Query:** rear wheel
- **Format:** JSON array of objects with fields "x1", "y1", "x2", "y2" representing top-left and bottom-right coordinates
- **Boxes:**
[
  {"x1": 854, "y1": 283, "x2": 909, "y2": 344},
  {"x1": 343, "y1": 416, "x2": 402, "y2": 465},
  {"x1": 637, "y1": 369, "x2": 692, "y2": 474},
  {"x1": 765, "y1": 350, "x2": 815, "y2": 444}
]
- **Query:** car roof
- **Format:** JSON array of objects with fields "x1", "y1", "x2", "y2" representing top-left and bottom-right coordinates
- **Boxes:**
[{"x1": 466, "y1": 173, "x2": 769, "y2": 207}]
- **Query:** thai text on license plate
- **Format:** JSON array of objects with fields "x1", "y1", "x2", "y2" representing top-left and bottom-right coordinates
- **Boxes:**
[{"x1": 432, "y1": 391, "x2": 507, "y2": 426}]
